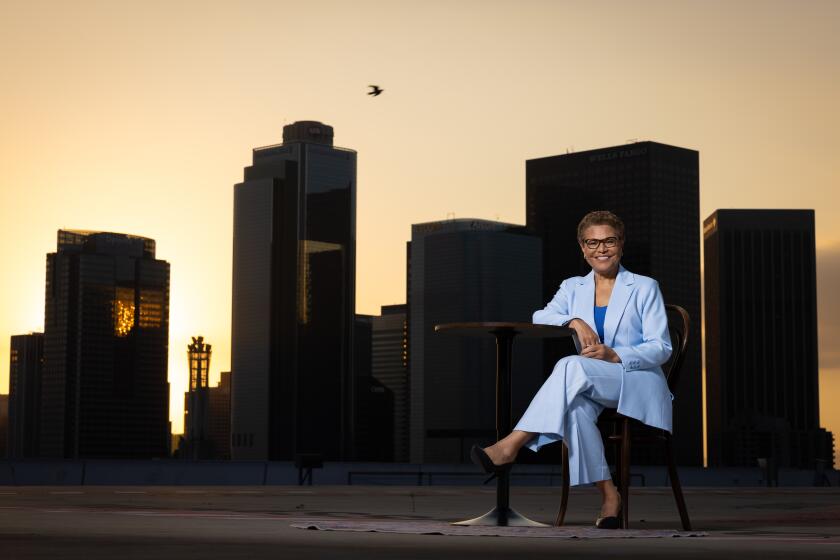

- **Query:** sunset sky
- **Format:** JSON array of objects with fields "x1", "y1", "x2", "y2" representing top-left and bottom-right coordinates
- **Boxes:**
[{"x1": 1, "y1": 0, "x2": 838, "y2": 465}]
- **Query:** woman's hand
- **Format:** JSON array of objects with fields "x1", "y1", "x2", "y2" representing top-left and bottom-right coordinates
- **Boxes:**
[
  {"x1": 568, "y1": 319, "x2": 621, "y2": 363},
  {"x1": 580, "y1": 343, "x2": 621, "y2": 363},
  {"x1": 568, "y1": 318, "x2": 600, "y2": 348}
]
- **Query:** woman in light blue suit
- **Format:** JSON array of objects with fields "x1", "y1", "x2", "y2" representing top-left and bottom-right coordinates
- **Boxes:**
[{"x1": 470, "y1": 211, "x2": 672, "y2": 529}]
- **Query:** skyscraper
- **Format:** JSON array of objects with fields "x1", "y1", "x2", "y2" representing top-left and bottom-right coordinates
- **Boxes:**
[
  {"x1": 231, "y1": 121, "x2": 356, "y2": 461},
  {"x1": 372, "y1": 304, "x2": 409, "y2": 461},
  {"x1": 181, "y1": 336, "x2": 213, "y2": 460},
  {"x1": 40, "y1": 230, "x2": 170, "y2": 459},
  {"x1": 408, "y1": 219, "x2": 543, "y2": 463},
  {"x1": 704, "y1": 209, "x2": 834, "y2": 468},
  {"x1": 206, "y1": 371, "x2": 232, "y2": 460},
  {"x1": 353, "y1": 314, "x2": 394, "y2": 461},
  {"x1": 8, "y1": 332, "x2": 43, "y2": 458},
  {"x1": 180, "y1": 367, "x2": 231, "y2": 461},
  {"x1": 0, "y1": 394, "x2": 8, "y2": 458},
  {"x1": 526, "y1": 142, "x2": 702, "y2": 466}
]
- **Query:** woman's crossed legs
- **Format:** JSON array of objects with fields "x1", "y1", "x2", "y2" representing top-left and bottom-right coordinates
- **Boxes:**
[{"x1": 481, "y1": 355, "x2": 624, "y2": 519}]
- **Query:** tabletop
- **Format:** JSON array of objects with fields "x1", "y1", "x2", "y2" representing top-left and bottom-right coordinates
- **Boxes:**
[{"x1": 434, "y1": 322, "x2": 575, "y2": 339}]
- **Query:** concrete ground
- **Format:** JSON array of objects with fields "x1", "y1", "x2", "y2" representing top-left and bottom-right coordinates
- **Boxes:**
[{"x1": 1, "y1": 485, "x2": 839, "y2": 559}]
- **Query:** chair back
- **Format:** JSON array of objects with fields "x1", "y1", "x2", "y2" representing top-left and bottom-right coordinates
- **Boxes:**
[{"x1": 662, "y1": 304, "x2": 690, "y2": 394}]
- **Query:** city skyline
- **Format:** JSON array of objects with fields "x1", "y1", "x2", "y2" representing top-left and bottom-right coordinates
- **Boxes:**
[{"x1": 1, "y1": 1, "x2": 839, "y2": 460}]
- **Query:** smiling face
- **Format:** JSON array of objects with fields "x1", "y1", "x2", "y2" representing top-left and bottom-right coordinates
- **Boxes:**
[{"x1": 580, "y1": 224, "x2": 623, "y2": 276}]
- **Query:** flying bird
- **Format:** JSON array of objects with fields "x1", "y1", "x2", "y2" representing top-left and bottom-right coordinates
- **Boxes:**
[{"x1": 367, "y1": 85, "x2": 383, "y2": 97}]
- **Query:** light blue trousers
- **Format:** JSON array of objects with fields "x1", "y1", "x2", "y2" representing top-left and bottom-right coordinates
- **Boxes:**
[{"x1": 514, "y1": 355, "x2": 623, "y2": 486}]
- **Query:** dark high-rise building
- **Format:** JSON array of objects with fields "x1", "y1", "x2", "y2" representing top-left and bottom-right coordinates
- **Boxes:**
[
  {"x1": 207, "y1": 371, "x2": 232, "y2": 460},
  {"x1": 8, "y1": 333, "x2": 43, "y2": 458},
  {"x1": 408, "y1": 219, "x2": 543, "y2": 463},
  {"x1": 0, "y1": 394, "x2": 8, "y2": 458},
  {"x1": 180, "y1": 371, "x2": 231, "y2": 461},
  {"x1": 181, "y1": 336, "x2": 213, "y2": 460},
  {"x1": 704, "y1": 209, "x2": 834, "y2": 468},
  {"x1": 372, "y1": 304, "x2": 409, "y2": 461},
  {"x1": 526, "y1": 142, "x2": 702, "y2": 466},
  {"x1": 40, "y1": 230, "x2": 170, "y2": 458},
  {"x1": 353, "y1": 314, "x2": 394, "y2": 461},
  {"x1": 231, "y1": 121, "x2": 356, "y2": 461},
  {"x1": 355, "y1": 376, "x2": 394, "y2": 461}
]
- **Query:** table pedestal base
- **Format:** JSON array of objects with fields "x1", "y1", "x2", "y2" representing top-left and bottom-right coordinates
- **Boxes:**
[
  {"x1": 452, "y1": 507, "x2": 550, "y2": 527},
  {"x1": 435, "y1": 323, "x2": 573, "y2": 530}
]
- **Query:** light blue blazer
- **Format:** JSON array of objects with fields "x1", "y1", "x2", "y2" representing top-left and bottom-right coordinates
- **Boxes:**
[{"x1": 533, "y1": 265, "x2": 674, "y2": 432}]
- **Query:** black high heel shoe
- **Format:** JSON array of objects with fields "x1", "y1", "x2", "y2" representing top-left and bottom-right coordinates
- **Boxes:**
[
  {"x1": 470, "y1": 444, "x2": 514, "y2": 475},
  {"x1": 594, "y1": 496, "x2": 622, "y2": 529}
]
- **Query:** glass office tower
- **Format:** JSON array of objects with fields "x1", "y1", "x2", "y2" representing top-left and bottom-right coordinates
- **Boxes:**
[
  {"x1": 231, "y1": 121, "x2": 356, "y2": 461},
  {"x1": 704, "y1": 209, "x2": 834, "y2": 468},
  {"x1": 39, "y1": 230, "x2": 170, "y2": 458},
  {"x1": 408, "y1": 219, "x2": 543, "y2": 463},
  {"x1": 8, "y1": 333, "x2": 43, "y2": 458},
  {"x1": 526, "y1": 142, "x2": 702, "y2": 466},
  {"x1": 372, "y1": 304, "x2": 409, "y2": 462}
]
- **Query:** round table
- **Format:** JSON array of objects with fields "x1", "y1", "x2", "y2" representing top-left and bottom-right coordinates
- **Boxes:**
[{"x1": 434, "y1": 322, "x2": 578, "y2": 527}]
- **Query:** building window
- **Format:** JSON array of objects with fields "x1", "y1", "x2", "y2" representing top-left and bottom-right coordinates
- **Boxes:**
[
  {"x1": 139, "y1": 289, "x2": 164, "y2": 329},
  {"x1": 113, "y1": 287, "x2": 136, "y2": 337}
]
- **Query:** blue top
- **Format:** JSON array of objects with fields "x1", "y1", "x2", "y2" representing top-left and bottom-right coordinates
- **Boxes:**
[{"x1": 594, "y1": 305, "x2": 607, "y2": 343}]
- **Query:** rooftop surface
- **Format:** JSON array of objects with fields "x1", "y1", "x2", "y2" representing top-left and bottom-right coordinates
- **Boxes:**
[{"x1": 1, "y1": 485, "x2": 839, "y2": 559}]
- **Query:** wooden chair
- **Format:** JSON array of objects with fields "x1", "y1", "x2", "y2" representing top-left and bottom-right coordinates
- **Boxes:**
[{"x1": 554, "y1": 304, "x2": 692, "y2": 530}]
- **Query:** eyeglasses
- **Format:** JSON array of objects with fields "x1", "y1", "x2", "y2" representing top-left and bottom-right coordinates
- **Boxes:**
[{"x1": 582, "y1": 237, "x2": 620, "y2": 250}]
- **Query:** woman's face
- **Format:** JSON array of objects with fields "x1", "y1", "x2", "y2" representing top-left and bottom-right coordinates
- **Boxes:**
[{"x1": 580, "y1": 224, "x2": 623, "y2": 275}]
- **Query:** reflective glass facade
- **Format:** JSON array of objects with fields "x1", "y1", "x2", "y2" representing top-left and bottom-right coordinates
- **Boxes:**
[
  {"x1": 231, "y1": 121, "x2": 356, "y2": 460},
  {"x1": 39, "y1": 230, "x2": 170, "y2": 458}
]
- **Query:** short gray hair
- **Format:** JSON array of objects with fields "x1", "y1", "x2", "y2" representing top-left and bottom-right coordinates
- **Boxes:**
[{"x1": 576, "y1": 211, "x2": 625, "y2": 242}]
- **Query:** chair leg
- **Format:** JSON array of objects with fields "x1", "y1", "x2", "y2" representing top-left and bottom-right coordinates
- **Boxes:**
[
  {"x1": 664, "y1": 432, "x2": 692, "y2": 531},
  {"x1": 620, "y1": 417, "x2": 630, "y2": 529},
  {"x1": 555, "y1": 443, "x2": 570, "y2": 526},
  {"x1": 612, "y1": 421, "x2": 621, "y2": 491}
]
